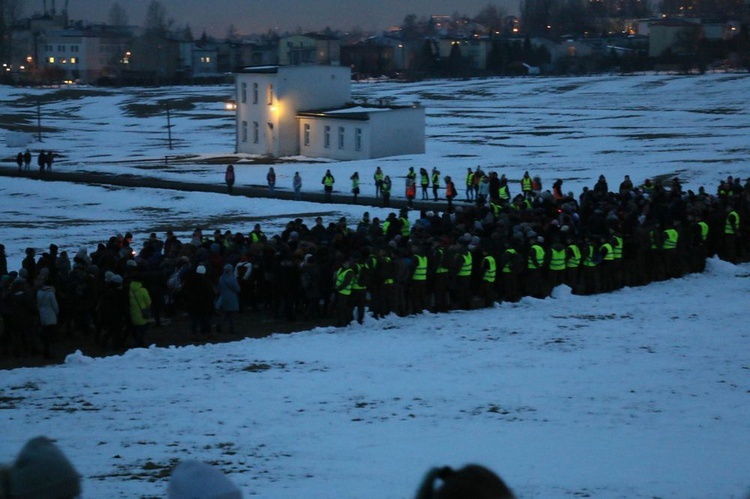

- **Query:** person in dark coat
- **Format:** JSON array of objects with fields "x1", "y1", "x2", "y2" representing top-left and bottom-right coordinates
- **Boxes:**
[
  {"x1": 16, "y1": 152, "x2": 23, "y2": 171},
  {"x1": 23, "y1": 149, "x2": 31, "y2": 169},
  {"x1": 182, "y1": 265, "x2": 216, "y2": 338}
]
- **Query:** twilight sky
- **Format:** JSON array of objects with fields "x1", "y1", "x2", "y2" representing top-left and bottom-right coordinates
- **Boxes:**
[{"x1": 47, "y1": 0, "x2": 518, "y2": 37}]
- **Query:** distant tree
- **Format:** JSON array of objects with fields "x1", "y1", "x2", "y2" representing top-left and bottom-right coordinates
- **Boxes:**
[
  {"x1": 226, "y1": 24, "x2": 240, "y2": 42},
  {"x1": 474, "y1": 4, "x2": 508, "y2": 35},
  {"x1": 108, "y1": 2, "x2": 129, "y2": 27},
  {"x1": 401, "y1": 14, "x2": 421, "y2": 41},
  {"x1": 0, "y1": 0, "x2": 24, "y2": 65},
  {"x1": 520, "y1": 0, "x2": 558, "y2": 37},
  {"x1": 143, "y1": 0, "x2": 168, "y2": 34},
  {"x1": 182, "y1": 24, "x2": 194, "y2": 41}
]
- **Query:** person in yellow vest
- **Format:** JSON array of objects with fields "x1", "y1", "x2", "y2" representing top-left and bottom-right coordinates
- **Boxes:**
[
  {"x1": 351, "y1": 253, "x2": 369, "y2": 325},
  {"x1": 374, "y1": 166, "x2": 384, "y2": 199},
  {"x1": 465, "y1": 167, "x2": 474, "y2": 202},
  {"x1": 453, "y1": 243, "x2": 473, "y2": 309},
  {"x1": 480, "y1": 248, "x2": 497, "y2": 307},
  {"x1": 431, "y1": 168, "x2": 441, "y2": 201},
  {"x1": 521, "y1": 171, "x2": 533, "y2": 199},
  {"x1": 419, "y1": 168, "x2": 430, "y2": 200},
  {"x1": 691, "y1": 217, "x2": 710, "y2": 273},
  {"x1": 430, "y1": 243, "x2": 451, "y2": 312},
  {"x1": 410, "y1": 246, "x2": 429, "y2": 314},
  {"x1": 525, "y1": 235, "x2": 547, "y2": 299},
  {"x1": 579, "y1": 235, "x2": 599, "y2": 295},
  {"x1": 322, "y1": 169, "x2": 335, "y2": 202},
  {"x1": 498, "y1": 174, "x2": 511, "y2": 204},
  {"x1": 565, "y1": 234, "x2": 582, "y2": 294},
  {"x1": 661, "y1": 223, "x2": 681, "y2": 278},
  {"x1": 382, "y1": 175, "x2": 392, "y2": 207},
  {"x1": 499, "y1": 242, "x2": 523, "y2": 302},
  {"x1": 722, "y1": 205, "x2": 740, "y2": 263},
  {"x1": 598, "y1": 236, "x2": 615, "y2": 292},
  {"x1": 333, "y1": 257, "x2": 355, "y2": 327},
  {"x1": 547, "y1": 236, "x2": 567, "y2": 294},
  {"x1": 610, "y1": 232, "x2": 624, "y2": 289}
]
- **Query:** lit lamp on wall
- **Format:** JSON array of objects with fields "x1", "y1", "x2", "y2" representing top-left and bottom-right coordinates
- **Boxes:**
[{"x1": 225, "y1": 99, "x2": 237, "y2": 111}]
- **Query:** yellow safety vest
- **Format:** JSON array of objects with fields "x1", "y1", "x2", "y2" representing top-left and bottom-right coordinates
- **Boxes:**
[
  {"x1": 527, "y1": 245, "x2": 545, "y2": 270},
  {"x1": 725, "y1": 211, "x2": 739, "y2": 235},
  {"x1": 412, "y1": 255, "x2": 427, "y2": 281},
  {"x1": 662, "y1": 229, "x2": 678, "y2": 250},
  {"x1": 502, "y1": 249, "x2": 517, "y2": 273},
  {"x1": 600, "y1": 243, "x2": 614, "y2": 261},
  {"x1": 335, "y1": 267, "x2": 353, "y2": 295},
  {"x1": 457, "y1": 252, "x2": 472, "y2": 277},
  {"x1": 483, "y1": 256, "x2": 496, "y2": 282},
  {"x1": 549, "y1": 247, "x2": 566, "y2": 271},
  {"x1": 698, "y1": 221, "x2": 709, "y2": 242},
  {"x1": 566, "y1": 244, "x2": 581, "y2": 268}
]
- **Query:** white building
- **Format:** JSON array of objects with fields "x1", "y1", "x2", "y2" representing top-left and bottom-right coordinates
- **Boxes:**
[{"x1": 235, "y1": 65, "x2": 425, "y2": 160}]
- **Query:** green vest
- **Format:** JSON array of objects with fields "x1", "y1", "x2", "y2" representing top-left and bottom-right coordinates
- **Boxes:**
[
  {"x1": 400, "y1": 217, "x2": 410, "y2": 237},
  {"x1": 431, "y1": 172, "x2": 439, "y2": 185},
  {"x1": 420, "y1": 173, "x2": 429, "y2": 186},
  {"x1": 725, "y1": 211, "x2": 739, "y2": 235},
  {"x1": 583, "y1": 245, "x2": 597, "y2": 267},
  {"x1": 499, "y1": 185, "x2": 510, "y2": 201},
  {"x1": 521, "y1": 176, "x2": 532, "y2": 192},
  {"x1": 549, "y1": 247, "x2": 566, "y2": 271},
  {"x1": 483, "y1": 256, "x2": 496, "y2": 282},
  {"x1": 612, "y1": 236, "x2": 623, "y2": 260},
  {"x1": 502, "y1": 249, "x2": 517, "y2": 273},
  {"x1": 457, "y1": 252, "x2": 472, "y2": 277},
  {"x1": 566, "y1": 244, "x2": 581, "y2": 268},
  {"x1": 600, "y1": 242, "x2": 614, "y2": 261},
  {"x1": 324, "y1": 175, "x2": 334, "y2": 187},
  {"x1": 382, "y1": 257, "x2": 394, "y2": 285},
  {"x1": 435, "y1": 248, "x2": 449, "y2": 274},
  {"x1": 374, "y1": 171, "x2": 384, "y2": 182},
  {"x1": 698, "y1": 221, "x2": 709, "y2": 241},
  {"x1": 662, "y1": 229, "x2": 678, "y2": 250},
  {"x1": 527, "y1": 244, "x2": 545, "y2": 270},
  {"x1": 335, "y1": 267, "x2": 353, "y2": 295},
  {"x1": 412, "y1": 255, "x2": 427, "y2": 281},
  {"x1": 352, "y1": 263, "x2": 367, "y2": 291},
  {"x1": 466, "y1": 172, "x2": 473, "y2": 186}
]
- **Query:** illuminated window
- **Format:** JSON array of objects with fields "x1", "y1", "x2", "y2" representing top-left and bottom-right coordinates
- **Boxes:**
[
  {"x1": 48, "y1": 57, "x2": 55, "y2": 63},
  {"x1": 70, "y1": 57, "x2": 77, "y2": 64}
]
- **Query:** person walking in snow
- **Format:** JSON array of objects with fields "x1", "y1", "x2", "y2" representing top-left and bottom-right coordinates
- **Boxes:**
[
  {"x1": 267, "y1": 167, "x2": 276, "y2": 196},
  {"x1": 322, "y1": 169, "x2": 335, "y2": 202},
  {"x1": 224, "y1": 165, "x2": 235, "y2": 194},
  {"x1": 293, "y1": 171, "x2": 302, "y2": 200},
  {"x1": 351, "y1": 171, "x2": 360, "y2": 204}
]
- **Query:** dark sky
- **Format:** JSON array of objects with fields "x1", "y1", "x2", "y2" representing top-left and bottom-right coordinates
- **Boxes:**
[{"x1": 40, "y1": 0, "x2": 517, "y2": 37}]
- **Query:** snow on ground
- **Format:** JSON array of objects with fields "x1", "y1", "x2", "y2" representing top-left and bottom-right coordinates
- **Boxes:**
[
  {"x1": 1, "y1": 73, "x2": 749, "y2": 497},
  {"x1": 1, "y1": 259, "x2": 749, "y2": 498}
]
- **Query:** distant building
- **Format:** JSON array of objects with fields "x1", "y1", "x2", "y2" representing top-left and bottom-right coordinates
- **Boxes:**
[
  {"x1": 648, "y1": 18, "x2": 703, "y2": 57},
  {"x1": 234, "y1": 65, "x2": 425, "y2": 160},
  {"x1": 278, "y1": 33, "x2": 340, "y2": 66}
]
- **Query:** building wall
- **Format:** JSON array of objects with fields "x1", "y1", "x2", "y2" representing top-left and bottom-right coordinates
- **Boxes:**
[
  {"x1": 369, "y1": 106, "x2": 425, "y2": 158},
  {"x1": 235, "y1": 65, "x2": 351, "y2": 157},
  {"x1": 298, "y1": 106, "x2": 425, "y2": 161},
  {"x1": 298, "y1": 117, "x2": 371, "y2": 160}
]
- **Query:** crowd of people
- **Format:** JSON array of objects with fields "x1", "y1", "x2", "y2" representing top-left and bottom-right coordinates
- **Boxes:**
[
  {"x1": 0, "y1": 169, "x2": 747, "y2": 359},
  {"x1": 0, "y1": 435, "x2": 514, "y2": 498},
  {"x1": 15, "y1": 149, "x2": 55, "y2": 173}
]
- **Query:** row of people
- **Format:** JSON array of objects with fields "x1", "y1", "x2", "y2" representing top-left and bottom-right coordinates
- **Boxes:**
[{"x1": 0, "y1": 173, "x2": 747, "y2": 357}]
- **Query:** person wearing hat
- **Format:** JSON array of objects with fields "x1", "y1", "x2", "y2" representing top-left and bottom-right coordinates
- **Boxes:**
[
  {"x1": 431, "y1": 167, "x2": 441, "y2": 201},
  {"x1": 1, "y1": 436, "x2": 81, "y2": 499}
]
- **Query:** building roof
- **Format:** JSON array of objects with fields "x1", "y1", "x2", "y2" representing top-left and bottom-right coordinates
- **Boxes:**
[{"x1": 297, "y1": 103, "x2": 418, "y2": 121}]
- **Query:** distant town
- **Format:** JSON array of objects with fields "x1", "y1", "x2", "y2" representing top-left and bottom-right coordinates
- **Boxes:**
[{"x1": 0, "y1": 0, "x2": 747, "y2": 86}]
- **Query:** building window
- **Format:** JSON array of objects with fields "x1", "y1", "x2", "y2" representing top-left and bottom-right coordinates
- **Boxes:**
[
  {"x1": 241, "y1": 82, "x2": 247, "y2": 103},
  {"x1": 71, "y1": 46, "x2": 79, "y2": 52},
  {"x1": 253, "y1": 83, "x2": 258, "y2": 104},
  {"x1": 253, "y1": 122, "x2": 259, "y2": 143},
  {"x1": 48, "y1": 57, "x2": 55, "y2": 63},
  {"x1": 70, "y1": 57, "x2": 77, "y2": 64},
  {"x1": 338, "y1": 127, "x2": 345, "y2": 149},
  {"x1": 303, "y1": 124, "x2": 310, "y2": 146},
  {"x1": 355, "y1": 128, "x2": 362, "y2": 151},
  {"x1": 267, "y1": 84, "x2": 273, "y2": 105},
  {"x1": 324, "y1": 126, "x2": 331, "y2": 148},
  {"x1": 241, "y1": 121, "x2": 248, "y2": 142}
]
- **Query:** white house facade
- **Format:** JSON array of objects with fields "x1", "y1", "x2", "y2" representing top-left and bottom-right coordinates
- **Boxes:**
[
  {"x1": 235, "y1": 65, "x2": 425, "y2": 160},
  {"x1": 298, "y1": 105, "x2": 425, "y2": 160}
]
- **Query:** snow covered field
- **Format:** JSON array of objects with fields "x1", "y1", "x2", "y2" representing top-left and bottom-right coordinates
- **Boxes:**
[{"x1": 1, "y1": 73, "x2": 749, "y2": 497}]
